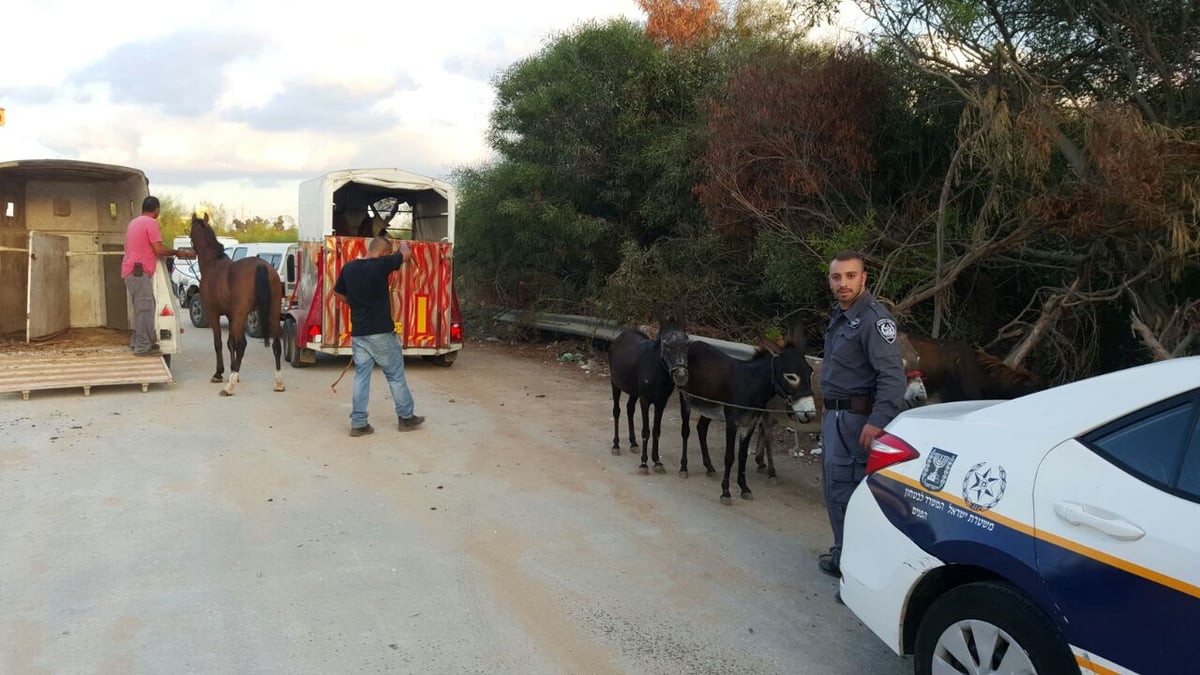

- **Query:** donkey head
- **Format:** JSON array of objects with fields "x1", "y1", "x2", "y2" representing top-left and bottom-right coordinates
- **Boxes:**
[
  {"x1": 898, "y1": 333, "x2": 928, "y2": 407},
  {"x1": 657, "y1": 319, "x2": 689, "y2": 387},
  {"x1": 768, "y1": 323, "x2": 817, "y2": 423}
]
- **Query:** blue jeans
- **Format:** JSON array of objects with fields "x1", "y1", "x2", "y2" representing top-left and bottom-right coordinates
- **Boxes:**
[{"x1": 350, "y1": 332, "x2": 415, "y2": 428}]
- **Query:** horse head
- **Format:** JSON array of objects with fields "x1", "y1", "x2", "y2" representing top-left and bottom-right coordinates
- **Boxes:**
[
  {"x1": 188, "y1": 211, "x2": 225, "y2": 261},
  {"x1": 657, "y1": 319, "x2": 689, "y2": 387},
  {"x1": 770, "y1": 323, "x2": 817, "y2": 423},
  {"x1": 898, "y1": 333, "x2": 929, "y2": 407}
]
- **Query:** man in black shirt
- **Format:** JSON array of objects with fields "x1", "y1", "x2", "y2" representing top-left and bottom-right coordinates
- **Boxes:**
[{"x1": 333, "y1": 235, "x2": 425, "y2": 437}]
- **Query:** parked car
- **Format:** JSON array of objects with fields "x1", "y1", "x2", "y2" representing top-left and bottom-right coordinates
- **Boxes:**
[{"x1": 840, "y1": 356, "x2": 1200, "y2": 675}]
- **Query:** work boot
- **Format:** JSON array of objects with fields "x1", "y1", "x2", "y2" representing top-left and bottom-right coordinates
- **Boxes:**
[
  {"x1": 818, "y1": 553, "x2": 841, "y2": 578},
  {"x1": 397, "y1": 415, "x2": 425, "y2": 431},
  {"x1": 349, "y1": 424, "x2": 375, "y2": 437}
]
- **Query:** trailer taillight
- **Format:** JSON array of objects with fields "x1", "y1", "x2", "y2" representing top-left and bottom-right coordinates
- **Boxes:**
[
  {"x1": 307, "y1": 324, "x2": 322, "y2": 343},
  {"x1": 451, "y1": 322, "x2": 463, "y2": 343},
  {"x1": 160, "y1": 306, "x2": 173, "y2": 316}
]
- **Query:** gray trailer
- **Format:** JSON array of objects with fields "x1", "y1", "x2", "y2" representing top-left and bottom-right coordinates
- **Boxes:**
[{"x1": 0, "y1": 159, "x2": 180, "y2": 398}]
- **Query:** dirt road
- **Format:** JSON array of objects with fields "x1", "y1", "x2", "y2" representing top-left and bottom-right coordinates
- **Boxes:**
[{"x1": 1, "y1": 337, "x2": 910, "y2": 674}]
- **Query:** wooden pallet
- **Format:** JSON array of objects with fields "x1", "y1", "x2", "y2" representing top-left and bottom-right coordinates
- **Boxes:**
[{"x1": 0, "y1": 347, "x2": 173, "y2": 400}]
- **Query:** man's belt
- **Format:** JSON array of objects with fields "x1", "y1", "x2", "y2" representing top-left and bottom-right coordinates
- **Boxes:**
[{"x1": 825, "y1": 396, "x2": 874, "y2": 414}]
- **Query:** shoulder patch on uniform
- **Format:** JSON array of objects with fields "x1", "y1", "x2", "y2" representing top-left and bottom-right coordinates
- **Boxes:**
[{"x1": 876, "y1": 318, "x2": 897, "y2": 344}]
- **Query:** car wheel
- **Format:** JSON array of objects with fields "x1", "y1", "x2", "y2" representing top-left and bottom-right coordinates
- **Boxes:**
[
  {"x1": 189, "y1": 294, "x2": 209, "y2": 328},
  {"x1": 246, "y1": 309, "x2": 263, "y2": 339},
  {"x1": 914, "y1": 581, "x2": 1078, "y2": 675},
  {"x1": 282, "y1": 319, "x2": 297, "y2": 366}
]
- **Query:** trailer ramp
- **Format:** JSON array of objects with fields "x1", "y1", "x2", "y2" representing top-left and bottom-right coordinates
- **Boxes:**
[{"x1": 0, "y1": 347, "x2": 173, "y2": 400}]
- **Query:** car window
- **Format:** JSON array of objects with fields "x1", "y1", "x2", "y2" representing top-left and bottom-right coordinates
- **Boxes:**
[
  {"x1": 1178, "y1": 419, "x2": 1200, "y2": 499},
  {"x1": 1086, "y1": 402, "x2": 1196, "y2": 487}
]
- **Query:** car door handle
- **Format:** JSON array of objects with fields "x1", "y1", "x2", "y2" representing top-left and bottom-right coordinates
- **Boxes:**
[{"x1": 1054, "y1": 501, "x2": 1145, "y2": 541}]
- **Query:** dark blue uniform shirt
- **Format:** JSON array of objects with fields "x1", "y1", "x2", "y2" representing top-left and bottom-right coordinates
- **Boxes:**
[{"x1": 820, "y1": 289, "x2": 905, "y2": 428}]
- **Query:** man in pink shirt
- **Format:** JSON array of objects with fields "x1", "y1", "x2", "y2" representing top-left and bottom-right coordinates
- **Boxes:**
[{"x1": 122, "y1": 196, "x2": 194, "y2": 355}]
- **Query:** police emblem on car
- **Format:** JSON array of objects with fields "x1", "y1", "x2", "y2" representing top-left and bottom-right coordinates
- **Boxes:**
[
  {"x1": 962, "y1": 462, "x2": 1007, "y2": 510},
  {"x1": 876, "y1": 318, "x2": 897, "y2": 344},
  {"x1": 919, "y1": 448, "x2": 957, "y2": 491}
]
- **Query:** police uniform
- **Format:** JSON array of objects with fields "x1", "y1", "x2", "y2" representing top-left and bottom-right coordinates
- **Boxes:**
[{"x1": 819, "y1": 289, "x2": 905, "y2": 569}]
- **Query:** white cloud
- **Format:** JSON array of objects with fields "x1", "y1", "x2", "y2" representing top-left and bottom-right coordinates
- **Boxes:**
[{"x1": 0, "y1": 0, "x2": 643, "y2": 219}]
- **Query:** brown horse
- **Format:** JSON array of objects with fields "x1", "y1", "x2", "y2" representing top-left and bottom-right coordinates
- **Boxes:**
[
  {"x1": 189, "y1": 213, "x2": 285, "y2": 396},
  {"x1": 904, "y1": 334, "x2": 1044, "y2": 402}
]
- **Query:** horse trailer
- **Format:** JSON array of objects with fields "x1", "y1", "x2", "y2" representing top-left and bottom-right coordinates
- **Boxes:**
[
  {"x1": 0, "y1": 159, "x2": 179, "y2": 398},
  {"x1": 284, "y1": 168, "x2": 463, "y2": 368}
]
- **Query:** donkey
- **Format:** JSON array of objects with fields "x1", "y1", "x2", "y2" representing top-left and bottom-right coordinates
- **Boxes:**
[
  {"x1": 678, "y1": 323, "x2": 817, "y2": 504},
  {"x1": 608, "y1": 320, "x2": 689, "y2": 473},
  {"x1": 905, "y1": 334, "x2": 1045, "y2": 402},
  {"x1": 753, "y1": 334, "x2": 927, "y2": 481}
]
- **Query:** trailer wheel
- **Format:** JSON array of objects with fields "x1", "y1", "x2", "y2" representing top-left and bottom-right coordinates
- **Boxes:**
[
  {"x1": 285, "y1": 320, "x2": 309, "y2": 368},
  {"x1": 425, "y1": 351, "x2": 458, "y2": 367},
  {"x1": 189, "y1": 294, "x2": 209, "y2": 328}
]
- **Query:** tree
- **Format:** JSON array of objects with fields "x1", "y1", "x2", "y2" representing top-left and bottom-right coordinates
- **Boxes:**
[
  {"x1": 637, "y1": 0, "x2": 724, "y2": 47},
  {"x1": 789, "y1": 0, "x2": 1200, "y2": 373},
  {"x1": 460, "y1": 19, "x2": 724, "y2": 312}
]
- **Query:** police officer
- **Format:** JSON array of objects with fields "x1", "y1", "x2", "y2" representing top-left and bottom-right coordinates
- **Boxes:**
[{"x1": 818, "y1": 250, "x2": 905, "y2": 578}]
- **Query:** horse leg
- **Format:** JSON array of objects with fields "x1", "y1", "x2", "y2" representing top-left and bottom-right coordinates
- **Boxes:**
[
  {"x1": 638, "y1": 399, "x2": 651, "y2": 474},
  {"x1": 678, "y1": 392, "x2": 691, "y2": 477},
  {"x1": 719, "y1": 420, "x2": 736, "y2": 505},
  {"x1": 697, "y1": 416, "x2": 716, "y2": 476},
  {"x1": 272, "y1": 328, "x2": 285, "y2": 392},
  {"x1": 650, "y1": 399, "x2": 666, "y2": 473},
  {"x1": 610, "y1": 384, "x2": 622, "y2": 454},
  {"x1": 737, "y1": 427, "x2": 754, "y2": 500},
  {"x1": 209, "y1": 321, "x2": 225, "y2": 383},
  {"x1": 625, "y1": 395, "x2": 639, "y2": 449},
  {"x1": 221, "y1": 327, "x2": 248, "y2": 397}
]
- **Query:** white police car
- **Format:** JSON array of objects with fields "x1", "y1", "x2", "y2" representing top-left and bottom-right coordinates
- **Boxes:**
[{"x1": 840, "y1": 356, "x2": 1200, "y2": 675}]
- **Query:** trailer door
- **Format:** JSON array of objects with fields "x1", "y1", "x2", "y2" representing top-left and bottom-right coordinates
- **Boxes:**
[{"x1": 26, "y1": 231, "x2": 70, "y2": 340}]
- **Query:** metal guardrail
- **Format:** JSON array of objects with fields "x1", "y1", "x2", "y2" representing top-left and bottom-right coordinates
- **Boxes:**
[{"x1": 493, "y1": 310, "x2": 820, "y2": 366}]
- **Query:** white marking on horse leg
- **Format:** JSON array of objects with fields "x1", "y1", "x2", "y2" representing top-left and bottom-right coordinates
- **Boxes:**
[
  {"x1": 274, "y1": 370, "x2": 285, "y2": 392},
  {"x1": 221, "y1": 372, "x2": 239, "y2": 396}
]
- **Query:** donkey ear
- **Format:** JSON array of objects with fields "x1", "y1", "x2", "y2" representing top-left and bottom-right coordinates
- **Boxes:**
[
  {"x1": 786, "y1": 321, "x2": 807, "y2": 350},
  {"x1": 756, "y1": 337, "x2": 783, "y2": 355}
]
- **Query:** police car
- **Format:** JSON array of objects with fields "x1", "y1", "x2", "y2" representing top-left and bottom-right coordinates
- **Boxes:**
[{"x1": 839, "y1": 356, "x2": 1200, "y2": 675}]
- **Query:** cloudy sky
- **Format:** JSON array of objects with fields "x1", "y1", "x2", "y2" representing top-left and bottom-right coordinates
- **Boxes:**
[{"x1": 0, "y1": 0, "x2": 648, "y2": 221}]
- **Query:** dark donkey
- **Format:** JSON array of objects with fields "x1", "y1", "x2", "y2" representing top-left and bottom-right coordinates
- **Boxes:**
[
  {"x1": 678, "y1": 323, "x2": 818, "y2": 504},
  {"x1": 608, "y1": 320, "x2": 689, "y2": 473},
  {"x1": 190, "y1": 213, "x2": 285, "y2": 396},
  {"x1": 905, "y1": 334, "x2": 1045, "y2": 402}
]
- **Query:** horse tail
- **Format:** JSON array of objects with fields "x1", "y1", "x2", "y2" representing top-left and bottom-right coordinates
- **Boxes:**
[{"x1": 255, "y1": 264, "x2": 271, "y2": 347}]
